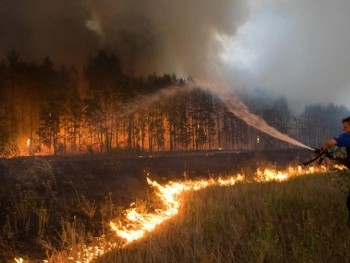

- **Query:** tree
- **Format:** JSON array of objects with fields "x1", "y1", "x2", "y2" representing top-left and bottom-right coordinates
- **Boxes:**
[
  {"x1": 36, "y1": 57, "x2": 67, "y2": 154},
  {"x1": 85, "y1": 50, "x2": 125, "y2": 152}
]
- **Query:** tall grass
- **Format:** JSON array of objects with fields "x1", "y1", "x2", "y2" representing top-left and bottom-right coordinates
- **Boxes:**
[{"x1": 96, "y1": 173, "x2": 350, "y2": 263}]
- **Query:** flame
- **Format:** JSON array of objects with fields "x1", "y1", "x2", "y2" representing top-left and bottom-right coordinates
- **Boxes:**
[
  {"x1": 110, "y1": 165, "x2": 327, "y2": 247},
  {"x1": 14, "y1": 164, "x2": 329, "y2": 262},
  {"x1": 109, "y1": 176, "x2": 246, "y2": 244}
]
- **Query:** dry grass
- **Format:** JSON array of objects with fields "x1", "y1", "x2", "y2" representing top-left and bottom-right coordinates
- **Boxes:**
[{"x1": 95, "y1": 173, "x2": 350, "y2": 263}]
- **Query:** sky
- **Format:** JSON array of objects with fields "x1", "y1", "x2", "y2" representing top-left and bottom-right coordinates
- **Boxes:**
[
  {"x1": 0, "y1": 0, "x2": 349, "y2": 111},
  {"x1": 220, "y1": 0, "x2": 350, "y2": 111}
]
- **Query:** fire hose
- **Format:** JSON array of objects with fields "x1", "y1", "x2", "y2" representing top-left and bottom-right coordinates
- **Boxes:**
[{"x1": 302, "y1": 150, "x2": 334, "y2": 166}]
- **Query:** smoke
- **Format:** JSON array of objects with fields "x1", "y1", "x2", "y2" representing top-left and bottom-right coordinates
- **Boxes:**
[
  {"x1": 0, "y1": 0, "x2": 249, "y2": 76},
  {"x1": 221, "y1": 0, "x2": 350, "y2": 111},
  {"x1": 0, "y1": 1, "x2": 99, "y2": 67},
  {"x1": 2, "y1": 0, "x2": 348, "y2": 111}
]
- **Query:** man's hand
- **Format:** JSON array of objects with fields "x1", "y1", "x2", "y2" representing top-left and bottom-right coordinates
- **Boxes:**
[
  {"x1": 314, "y1": 148, "x2": 323, "y2": 154},
  {"x1": 325, "y1": 150, "x2": 334, "y2": 159}
]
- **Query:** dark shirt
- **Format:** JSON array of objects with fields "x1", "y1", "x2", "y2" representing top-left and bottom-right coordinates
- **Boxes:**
[{"x1": 334, "y1": 132, "x2": 350, "y2": 168}]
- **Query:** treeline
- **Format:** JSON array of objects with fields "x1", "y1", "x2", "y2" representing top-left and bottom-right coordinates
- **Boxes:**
[
  {"x1": 0, "y1": 49, "x2": 349, "y2": 157},
  {"x1": 243, "y1": 95, "x2": 350, "y2": 149}
]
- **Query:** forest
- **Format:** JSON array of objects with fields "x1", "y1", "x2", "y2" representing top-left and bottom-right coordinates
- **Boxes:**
[{"x1": 0, "y1": 49, "x2": 349, "y2": 157}]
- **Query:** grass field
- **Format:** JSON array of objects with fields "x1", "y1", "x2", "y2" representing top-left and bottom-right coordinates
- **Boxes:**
[{"x1": 95, "y1": 172, "x2": 350, "y2": 263}]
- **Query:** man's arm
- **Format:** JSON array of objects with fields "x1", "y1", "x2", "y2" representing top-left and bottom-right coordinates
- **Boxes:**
[{"x1": 322, "y1": 138, "x2": 337, "y2": 151}]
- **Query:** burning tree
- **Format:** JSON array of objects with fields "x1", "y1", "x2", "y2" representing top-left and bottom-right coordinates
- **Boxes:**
[{"x1": 0, "y1": 50, "x2": 349, "y2": 156}]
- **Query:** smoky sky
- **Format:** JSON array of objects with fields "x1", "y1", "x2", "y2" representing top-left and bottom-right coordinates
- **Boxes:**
[
  {"x1": 222, "y1": 0, "x2": 350, "y2": 111},
  {"x1": 2, "y1": 0, "x2": 349, "y2": 111},
  {"x1": 0, "y1": 0, "x2": 248, "y2": 76}
]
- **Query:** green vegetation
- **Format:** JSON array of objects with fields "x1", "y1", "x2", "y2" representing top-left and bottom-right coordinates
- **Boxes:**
[{"x1": 97, "y1": 172, "x2": 350, "y2": 263}]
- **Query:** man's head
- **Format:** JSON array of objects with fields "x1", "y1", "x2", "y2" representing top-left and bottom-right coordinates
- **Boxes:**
[{"x1": 342, "y1": 116, "x2": 350, "y2": 132}]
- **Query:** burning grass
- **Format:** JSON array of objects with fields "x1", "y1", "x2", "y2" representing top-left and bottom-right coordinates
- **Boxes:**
[
  {"x1": 9, "y1": 163, "x2": 350, "y2": 262},
  {"x1": 97, "y1": 172, "x2": 350, "y2": 263}
]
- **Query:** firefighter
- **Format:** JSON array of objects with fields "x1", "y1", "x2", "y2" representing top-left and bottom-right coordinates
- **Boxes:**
[{"x1": 315, "y1": 116, "x2": 350, "y2": 225}]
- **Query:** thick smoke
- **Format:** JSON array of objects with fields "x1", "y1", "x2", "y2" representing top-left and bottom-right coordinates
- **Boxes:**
[
  {"x1": 222, "y1": 0, "x2": 350, "y2": 111},
  {"x1": 0, "y1": 1, "x2": 98, "y2": 67},
  {"x1": 0, "y1": 0, "x2": 249, "y2": 76},
  {"x1": 2, "y1": 0, "x2": 348, "y2": 110}
]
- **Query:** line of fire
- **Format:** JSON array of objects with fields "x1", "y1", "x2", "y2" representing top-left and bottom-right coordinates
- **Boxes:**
[
  {"x1": 1, "y1": 50, "x2": 350, "y2": 263},
  {"x1": 2, "y1": 0, "x2": 350, "y2": 261}
]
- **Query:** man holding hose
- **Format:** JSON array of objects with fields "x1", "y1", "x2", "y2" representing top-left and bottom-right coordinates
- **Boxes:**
[{"x1": 315, "y1": 116, "x2": 350, "y2": 225}]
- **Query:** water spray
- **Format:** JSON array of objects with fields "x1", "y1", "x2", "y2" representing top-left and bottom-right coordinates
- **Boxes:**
[
  {"x1": 197, "y1": 80, "x2": 314, "y2": 151},
  {"x1": 117, "y1": 84, "x2": 196, "y2": 118},
  {"x1": 120, "y1": 79, "x2": 314, "y2": 151}
]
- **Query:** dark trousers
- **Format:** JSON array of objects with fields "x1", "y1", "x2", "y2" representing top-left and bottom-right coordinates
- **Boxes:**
[
  {"x1": 343, "y1": 159, "x2": 350, "y2": 213},
  {"x1": 347, "y1": 189, "x2": 350, "y2": 226},
  {"x1": 343, "y1": 157, "x2": 350, "y2": 217}
]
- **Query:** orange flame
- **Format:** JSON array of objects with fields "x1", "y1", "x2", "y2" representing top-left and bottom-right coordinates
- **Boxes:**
[
  {"x1": 110, "y1": 165, "x2": 327, "y2": 248},
  {"x1": 14, "y1": 164, "x2": 330, "y2": 262}
]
